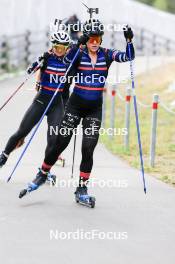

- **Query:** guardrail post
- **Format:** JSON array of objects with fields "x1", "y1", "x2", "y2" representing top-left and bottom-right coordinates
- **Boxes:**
[
  {"x1": 166, "y1": 39, "x2": 170, "y2": 54},
  {"x1": 110, "y1": 23, "x2": 115, "y2": 49},
  {"x1": 150, "y1": 94, "x2": 159, "y2": 167},
  {"x1": 25, "y1": 30, "x2": 31, "y2": 66},
  {"x1": 109, "y1": 84, "x2": 116, "y2": 139},
  {"x1": 140, "y1": 28, "x2": 144, "y2": 53},
  {"x1": 46, "y1": 29, "x2": 50, "y2": 48},
  {"x1": 152, "y1": 34, "x2": 157, "y2": 55},
  {"x1": 124, "y1": 87, "x2": 132, "y2": 150},
  {"x1": 1, "y1": 36, "x2": 9, "y2": 72}
]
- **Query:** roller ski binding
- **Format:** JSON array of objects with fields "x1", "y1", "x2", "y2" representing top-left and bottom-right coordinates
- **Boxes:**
[
  {"x1": 75, "y1": 186, "x2": 96, "y2": 208},
  {"x1": 57, "y1": 156, "x2": 65, "y2": 167},
  {"x1": 0, "y1": 152, "x2": 8, "y2": 168},
  {"x1": 46, "y1": 172, "x2": 57, "y2": 186},
  {"x1": 19, "y1": 169, "x2": 48, "y2": 199}
]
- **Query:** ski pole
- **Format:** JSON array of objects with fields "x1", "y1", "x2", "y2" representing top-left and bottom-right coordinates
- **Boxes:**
[
  {"x1": 7, "y1": 48, "x2": 80, "y2": 183},
  {"x1": 0, "y1": 64, "x2": 41, "y2": 112},
  {"x1": 127, "y1": 42, "x2": 147, "y2": 194},
  {"x1": 71, "y1": 134, "x2": 77, "y2": 178}
]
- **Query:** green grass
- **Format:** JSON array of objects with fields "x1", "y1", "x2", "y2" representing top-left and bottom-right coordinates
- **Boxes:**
[
  {"x1": 101, "y1": 63, "x2": 175, "y2": 185},
  {"x1": 137, "y1": 0, "x2": 175, "y2": 14}
]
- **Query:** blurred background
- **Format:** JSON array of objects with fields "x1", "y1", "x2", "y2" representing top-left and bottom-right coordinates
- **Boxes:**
[
  {"x1": 0, "y1": 0, "x2": 175, "y2": 71},
  {"x1": 137, "y1": 0, "x2": 175, "y2": 13},
  {"x1": 0, "y1": 0, "x2": 175, "y2": 184}
]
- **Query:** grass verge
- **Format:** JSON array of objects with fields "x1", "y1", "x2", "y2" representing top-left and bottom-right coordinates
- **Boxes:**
[{"x1": 101, "y1": 62, "x2": 175, "y2": 185}]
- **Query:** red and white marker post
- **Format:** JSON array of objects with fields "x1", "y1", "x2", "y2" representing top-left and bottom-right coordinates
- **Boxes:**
[
  {"x1": 150, "y1": 94, "x2": 159, "y2": 167},
  {"x1": 110, "y1": 84, "x2": 116, "y2": 138},
  {"x1": 124, "y1": 87, "x2": 132, "y2": 150}
]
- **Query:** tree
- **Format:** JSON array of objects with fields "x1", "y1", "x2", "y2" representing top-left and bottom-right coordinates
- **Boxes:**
[
  {"x1": 166, "y1": 1, "x2": 175, "y2": 13},
  {"x1": 136, "y1": 0, "x2": 175, "y2": 13},
  {"x1": 137, "y1": 0, "x2": 154, "y2": 5}
]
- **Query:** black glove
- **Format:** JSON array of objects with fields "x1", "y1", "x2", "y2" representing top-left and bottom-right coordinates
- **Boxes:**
[
  {"x1": 38, "y1": 52, "x2": 50, "y2": 62},
  {"x1": 27, "y1": 52, "x2": 50, "y2": 74},
  {"x1": 77, "y1": 34, "x2": 89, "y2": 47},
  {"x1": 123, "y1": 25, "x2": 134, "y2": 42}
]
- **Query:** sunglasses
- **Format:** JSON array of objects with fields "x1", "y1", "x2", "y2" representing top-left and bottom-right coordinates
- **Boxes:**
[
  {"x1": 53, "y1": 44, "x2": 69, "y2": 49},
  {"x1": 88, "y1": 36, "x2": 101, "y2": 44}
]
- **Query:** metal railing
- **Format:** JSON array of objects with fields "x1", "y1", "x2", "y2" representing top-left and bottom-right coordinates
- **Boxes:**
[
  {"x1": 0, "y1": 23, "x2": 175, "y2": 74},
  {"x1": 0, "y1": 29, "x2": 49, "y2": 74},
  {"x1": 103, "y1": 21, "x2": 175, "y2": 55}
]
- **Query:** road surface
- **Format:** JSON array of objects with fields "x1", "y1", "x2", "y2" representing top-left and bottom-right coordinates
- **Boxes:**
[{"x1": 0, "y1": 76, "x2": 175, "y2": 264}]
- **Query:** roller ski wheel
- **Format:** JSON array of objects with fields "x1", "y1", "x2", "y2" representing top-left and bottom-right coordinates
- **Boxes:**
[
  {"x1": 19, "y1": 189, "x2": 28, "y2": 198},
  {"x1": 19, "y1": 182, "x2": 38, "y2": 199},
  {"x1": 57, "y1": 156, "x2": 65, "y2": 167},
  {"x1": 47, "y1": 172, "x2": 57, "y2": 186},
  {"x1": 75, "y1": 186, "x2": 96, "y2": 208},
  {"x1": 0, "y1": 152, "x2": 8, "y2": 168},
  {"x1": 19, "y1": 169, "x2": 47, "y2": 199},
  {"x1": 62, "y1": 159, "x2": 65, "y2": 167}
]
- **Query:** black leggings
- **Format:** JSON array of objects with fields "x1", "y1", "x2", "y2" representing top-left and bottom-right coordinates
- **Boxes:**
[
  {"x1": 4, "y1": 92, "x2": 64, "y2": 155},
  {"x1": 43, "y1": 93, "x2": 102, "y2": 174}
]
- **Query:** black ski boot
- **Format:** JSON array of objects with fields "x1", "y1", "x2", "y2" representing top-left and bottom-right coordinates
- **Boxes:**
[
  {"x1": 75, "y1": 185, "x2": 96, "y2": 208},
  {"x1": 0, "y1": 152, "x2": 8, "y2": 168},
  {"x1": 19, "y1": 168, "x2": 48, "y2": 198}
]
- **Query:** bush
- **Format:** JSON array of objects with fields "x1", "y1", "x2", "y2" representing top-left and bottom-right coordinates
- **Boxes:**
[{"x1": 137, "y1": 0, "x2": 175, "y2": 13}]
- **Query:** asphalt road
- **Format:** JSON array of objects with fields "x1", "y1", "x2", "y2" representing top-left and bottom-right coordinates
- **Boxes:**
[{"x1": 0, "y1": 76, "x2": 175, "y2": 264}]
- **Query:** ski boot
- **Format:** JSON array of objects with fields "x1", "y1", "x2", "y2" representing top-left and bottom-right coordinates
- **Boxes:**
[
  {"x1": 46, "y1": 172, "x2": 57, "y2": 186},
  {"x1": 57, "y1": 156, "x2": 65, "y2": 167},
  {"x1": 0, "y1": 152, "x2": 8, "y2": 168},
  {"x1": 19, "y1": 169, "x2": 48, "y2": 199},
  {"x1": 74, "y1": 185, "x2": 96, "y2": 208}
]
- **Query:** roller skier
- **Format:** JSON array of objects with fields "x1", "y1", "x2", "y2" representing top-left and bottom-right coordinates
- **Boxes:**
[
  {"x1": 19, "y1": 15, "x2": 135, "y2": 208},
  {"x1": 0, "y1": 29, "x2": 71, "y2": 184}
]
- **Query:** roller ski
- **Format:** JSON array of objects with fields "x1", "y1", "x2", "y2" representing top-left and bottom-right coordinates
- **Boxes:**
[
  {"x1": 19, "y1": 169, "x2": 48, "y2": 199},
  {"x1": 0, "y1": 152, "x2": 8, "y2": 168},
  {"x1": 56, "y1": 156, "x2": 65, "y2": 167},
  {"x1": 46, "y1": 172, "x2": 57, "y2": 186},
  {"x1": 75, "y1": 185, "x2": 96, "y2": 208}
]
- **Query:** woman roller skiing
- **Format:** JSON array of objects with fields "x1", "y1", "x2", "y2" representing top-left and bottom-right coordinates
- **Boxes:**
[
  {"x1": 0, "y1": 29, "x2": 71, "y2": 184},
  {"x1": 19, "y1": 19, "x2": 135, "y2": 208}
]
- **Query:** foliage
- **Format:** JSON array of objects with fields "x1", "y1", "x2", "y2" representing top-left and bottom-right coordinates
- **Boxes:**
[{"x1": 137, "y1": 0, "x2": 175, "y2": 13}]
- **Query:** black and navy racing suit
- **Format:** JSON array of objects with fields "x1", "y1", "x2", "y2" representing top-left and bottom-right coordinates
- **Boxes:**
[
  {"x1": 3, "y1": 51, "x2": 68, "y2": 158},
  {"x1": 41, "y1": 42, "x2": 135, "y2": 182}
]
